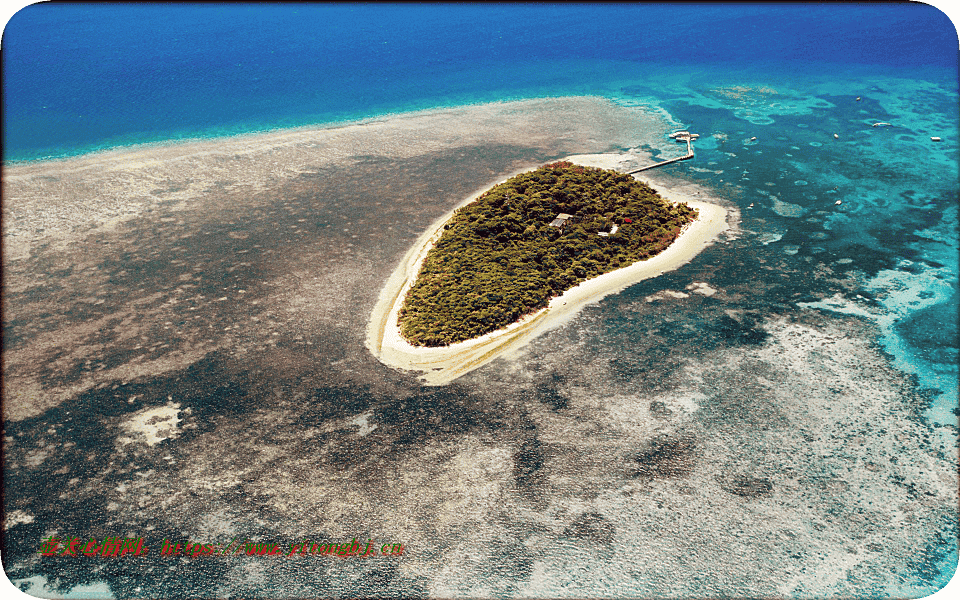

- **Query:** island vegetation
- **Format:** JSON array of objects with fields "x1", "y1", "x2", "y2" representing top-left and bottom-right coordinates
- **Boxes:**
[{"x1": 398, "y1": 161, "x2": 698, "y2": 346}]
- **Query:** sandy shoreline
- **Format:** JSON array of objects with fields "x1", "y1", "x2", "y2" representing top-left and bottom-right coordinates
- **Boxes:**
[{"x1": 366, "y1": 153, "x2": 729, "y2": 385}]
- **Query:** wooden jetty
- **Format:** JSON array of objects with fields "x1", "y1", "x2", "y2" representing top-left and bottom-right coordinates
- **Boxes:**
[{"x1": 628, "y1": 131, "x2": 698, "y2": 174}]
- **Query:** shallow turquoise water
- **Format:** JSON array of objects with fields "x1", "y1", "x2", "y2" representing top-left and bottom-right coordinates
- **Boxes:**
[{"x1": 3, "y1": 3, "x2": 957, "y2": 161}]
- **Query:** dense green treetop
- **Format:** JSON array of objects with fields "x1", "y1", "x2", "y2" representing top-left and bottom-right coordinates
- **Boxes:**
[{"x1": 398, "y1": 161, "x2": 698, "y2": 346}]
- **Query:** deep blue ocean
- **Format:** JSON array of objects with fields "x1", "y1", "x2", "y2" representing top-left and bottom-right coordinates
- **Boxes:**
[
  {"x1": 2, "y1": 3, "x2": 959, "y2": 599},
  {"x1": 2, "y1": 3, "x2": 957, "y2": 161}
]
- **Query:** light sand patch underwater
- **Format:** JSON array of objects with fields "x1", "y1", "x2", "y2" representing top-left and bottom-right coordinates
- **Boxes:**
[
  {"x1": 118, "y1": 401, "x2": 183, "y2": 446},
  {"x1": 366, "y1": 153, "x2": 729, "y2": 385}
]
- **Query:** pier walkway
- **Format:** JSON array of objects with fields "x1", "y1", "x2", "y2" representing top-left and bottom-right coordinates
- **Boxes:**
[{"x1": 628, "y1": 133, "x2": 697, "y2": 175}]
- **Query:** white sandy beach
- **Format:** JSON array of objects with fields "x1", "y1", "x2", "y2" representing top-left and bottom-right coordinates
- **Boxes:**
[{"x1": 366, "y1": 152, "x2": 729, "y2": 385}]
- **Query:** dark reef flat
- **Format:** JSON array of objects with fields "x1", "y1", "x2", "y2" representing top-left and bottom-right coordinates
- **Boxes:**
[{"x1": 3, "y1": 97, "x2": 956, "y2": 598}]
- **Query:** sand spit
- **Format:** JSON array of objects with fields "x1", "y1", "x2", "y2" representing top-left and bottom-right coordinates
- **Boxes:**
[
  {"x1": 3, "y1": 95, "x2": 667, "y2": 262},
  {"x1": 366, "y1": 154, "x2": 729, "y2": 385}
]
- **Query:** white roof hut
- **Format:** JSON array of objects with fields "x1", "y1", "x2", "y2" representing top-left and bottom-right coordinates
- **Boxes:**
[{"x1": 549, "y1": 213, "x2": 575, "y2": 228}]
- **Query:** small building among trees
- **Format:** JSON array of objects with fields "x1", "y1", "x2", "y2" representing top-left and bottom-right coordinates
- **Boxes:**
[{"x1": 549, "y1": 213, "x2": 575, "y2": 229}]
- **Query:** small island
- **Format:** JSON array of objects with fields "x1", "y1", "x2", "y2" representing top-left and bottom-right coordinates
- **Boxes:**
[{"x1": 398, "y1": 161, "x2": 698, "y2": 346}]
